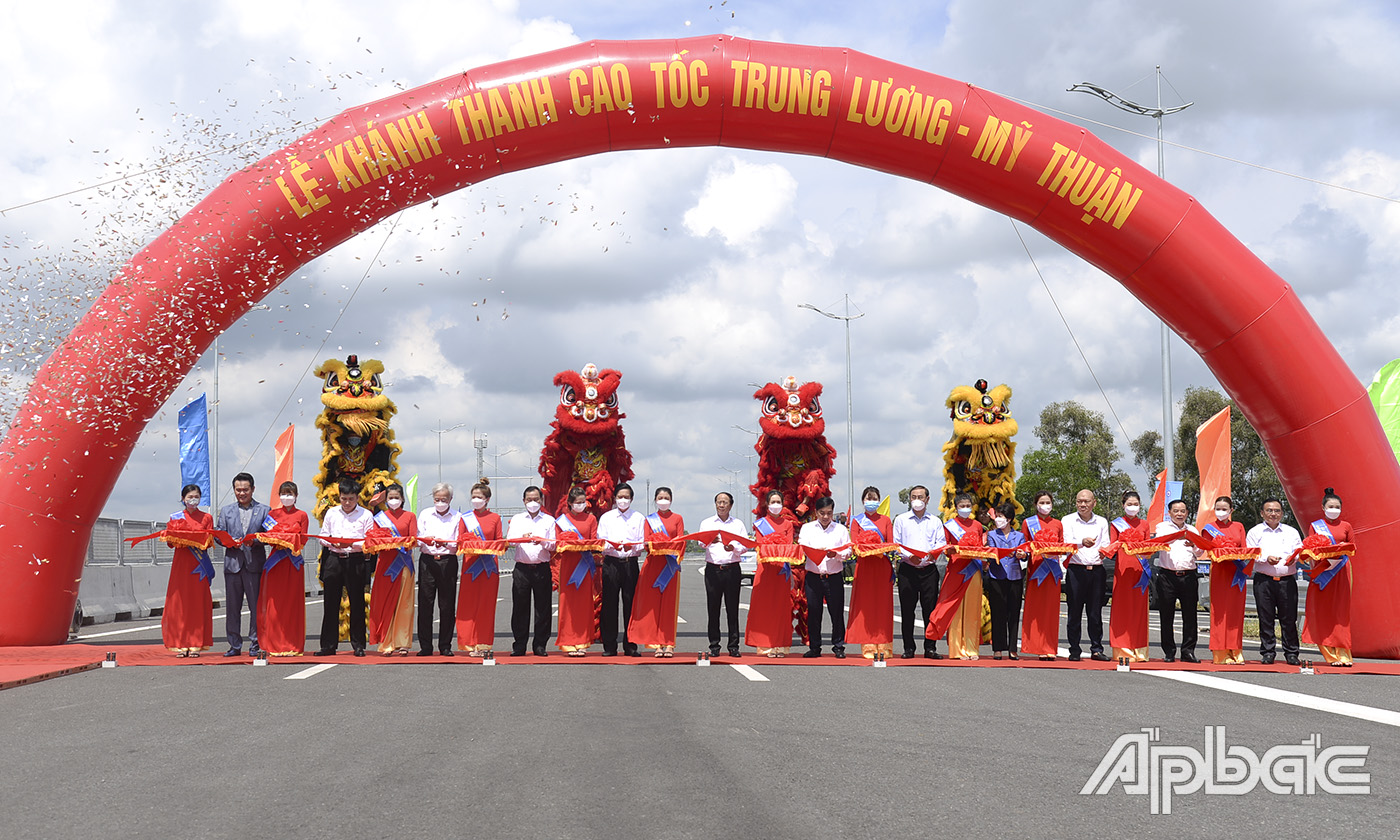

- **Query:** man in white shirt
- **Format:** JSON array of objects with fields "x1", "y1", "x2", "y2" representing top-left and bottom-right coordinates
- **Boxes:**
[
  {"x1": 597, "y1": 483, "x2": 646, "y2": 657},
  {"x1": 317, "y1": 478, "x2": 374, "y2": 657},
  {"x1": 416, "y1": 482, "x2": 461, "y2": 656},
  {"x1": 507, "y1": 485, "x2": 556, "y2": 656},
  {"x1": 1061, "y1": 489, "x2": 1111, "y2": 662},
  {"x1": 1246, "y1": 498, "x2": 1304, "y2": 665},
  {"x1": 799, "y1": 497, "x2": 852, "y2": 658},
  {"x1": 1153, "y1": 499, "x2": 1204, "y2": 663},
  {"x1": 892, "y1": 484, "x2": 945, "y2": 659},
  {"x1": 700, "y1": 492, "x2": 750, "y2": 657}
]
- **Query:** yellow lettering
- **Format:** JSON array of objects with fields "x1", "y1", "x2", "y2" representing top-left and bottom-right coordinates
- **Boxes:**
[
  {"x1": 454, "y1": 93, "x2": 492, "y2": 142},
  {"x1": 526, "y1": 77, "x2": 556, "y2": 124},
  {"x1": 1106, "y1": 182, "x2": 1143, "y2": 229},
  {"x1": 971, "y1": 116, "x2": 1012, "y2": 165},
  {"x1": 786, "y1": 68, "x2": 811, "y2": 116},
  {"x1": 729, "y1": 60, "x2": 748, "y2": 107},
  {"x1": 323, "y1": 144, "x2": 364, "y2": 192},
  {"x1": 487, "y1": 88, "x2": 515, "y2": 135},
  {"x1": 1037, "y1": 142, "x2": 1073, "y2": 186},
  {"x1": 274, "y1": 175, "x2": 313, "y2": 218},
  {"x1": 405, "y1": 111, "x2": 441, "y2": 157},
  {"x1": 1005, "y1": 122, "x2": 1033, "y2": 171},
  {"x1": 569, "y1": 67, "x2": 591, "y2": 116},
  {"x1": 365, "y1": 128, "x2": 401, "y2": 175},
  {"x1": 690, "y1": 60, "x2": 709, "y2": 107},
  {"x1": 609, "y1": 63, "x2": 632, "y2": 109},
  {"x1": 847, "y1": 76, "x2": 866, "y2": 123},
  {"x1": 346, "y1": 135, "x2": 380, "y2": 182},
  {"x1": 289, "y1": 158, "x2": 329, "y2": 211},
  {"x1": 507, "y1": 82, "x2": 539, "y2": 128},
  {"x1": 744, "y1": 61, "x2": 766, "y2": 109},
  {"x1": 1050, "y1": 151, "x2": 1089, "y2": 196},
  {"x1": 767, "y1": 66, "x2": 789, "y2": 112},
  {"x1": 650, "y1": 62, "x2": 668, "y2": 108},
  {"x1": 811, "y1": 69, "x2": 831, "y2": 116},
  {"x1": 386, "y1": 118, "x2": 425, "y2": 167}
]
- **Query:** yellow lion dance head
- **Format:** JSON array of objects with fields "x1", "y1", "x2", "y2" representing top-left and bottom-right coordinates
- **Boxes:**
[{"x1": 940, "y1": 379, "x2": 1021, "y2": 521}]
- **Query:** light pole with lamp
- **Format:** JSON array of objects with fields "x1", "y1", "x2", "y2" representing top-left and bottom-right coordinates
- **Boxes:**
[
  {"x1": 429, "y1": 420, "x2": 468, "y2": 482},
  {"x1": 798, "y1": 295, "x2": 864, "y2": 513},
  {"x1": 1069, "y1": 70, "x2": 1192, "y2": 483},
  {"x1": 732, "y1": 424, "x2": 760, "y2": 516}
]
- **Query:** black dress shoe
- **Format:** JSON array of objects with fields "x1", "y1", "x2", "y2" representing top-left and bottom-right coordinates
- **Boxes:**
[
  {"x1": 1007, "y1": 652, "x2": 1018, "y2": 660},
  {"x1": 1090, "y1": 652, "x2": 1111, "y2": 662},
  {"x1": 314, "y1": 648, "x2": 336, "y2": 657},
  {"x1": 353, "y1": 648, "x2": 366, "y2": 657},
  {"x1": 440, "y1": 650, "x2": 455, "y2": 657},
  {"x1": 625, "y1": 650, "x2": 642, "y2": 658},
  {"x1": 417, "y1": 650, "x2": 434, "y2": 657},
  {"x1": 249, "y1": 648, "x2": 262, "y2": 658},
  {"x1": 924, "y1": 650, "x2": 941, "y2": 660},
  {"x1": 602, "y1": 650, "x2": 618, "y2": 657},
  {"x1": 1068, "y1": 653, "x2": 1082, "y2": 662},
  {"x1": 1181, "y1": 651, "x2": 1198, "y2": 664},
  {"x1": 728, "y1": 648, "x2": 741, "y2": 658},
  {"x1": 1284, "y1": 654, "x2": 1301, "y2": 666},
  {"x1": 1260, "y1": 654, "x2": 1276, "y2": 665},
  {"x1": 709, "y1": 647, "x2": 722, "y2": 657},
  {"x1": 803, "y1": 649, "x2": 822, "y2": 658},
  {"x1": 1163, "y1": 655, "x2": 1176, "y2": 663},
  {"x1": 901, "y1": 651, "x2": 916, "y2": 659},
  {"x1": 224, "y1": 649, "x2": 242, "y2": 658},
  {"x1": 532, "y1": 647, "x2": 548, "y2": 657},
  {"x1": 510, "y1": 649, "x2": 527, "y2": 657},
  {"x1": 834, "y1": 650, "x2": 846, "y2": 659}
]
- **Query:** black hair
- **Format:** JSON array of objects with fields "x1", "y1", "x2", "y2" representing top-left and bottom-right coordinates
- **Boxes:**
[
  {"x1": 1121, "y1": 490, "x2": 1140, "y2": 504},
  {"x1": 1261, "y1": 497, "x2": 1283, "y2": 510},
  {"x1": 615, "y1": 482, "x2": 633, "y2": 497},
  {"x1": 232, "y1": 471, "x2": 255, "y2": 488},
  {"x1": 523, "y1": 485, "x2": 543, "y2": 501},
  {"x1": 714, "y1": 491, "x2": 734, "y2": 504},
  {"x1": 1167, "y1": 499, "x2": 1188, "y2": 511},
  {"x1": 910, "y1": 484, "x2": 929, "y2": 497},
  {"x1": 278, "y1": 481, "x2": 298, "y2": 496},
  {"x1": 568, "y1": 486, "x2": 587, "y2": 502},
  {"x1": 1033, "y1": 490, "x2": 1053, "y2": 505},
  {"x1": 180, "y1": 483, "x2": 202, "y2": 500},
  {"x1": 471, "y1": 478, "x2": 492, "y2": 500},
  {"x1": 1215, "y1": 495, "x2": 1234, "y2": 508},
  {"x1": 655, "y1": 486, "x2": 673, "y2": 500},
  {"x1": 1323, "y1": 487, "x2": 1342, "y2": 507},
  {"x1": 814, "y1": 496, "x2": 836, "y2": 512},
  {"x1": 861, "y1": 485, "x2": 880, "y2": 501},
  {"x1": 337, "y1": 478, "x2": 361, "y2": 497},
  {"x1": 995, "y1": 501, "x2": 1017, "y2": 519}
]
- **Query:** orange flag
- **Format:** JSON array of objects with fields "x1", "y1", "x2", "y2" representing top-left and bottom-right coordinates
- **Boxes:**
[
  {"x1": 273, "y1": 424, "x2": 295, "y2": 493},
  {"x1": 1194, "y1": 406, "x2": 1231, "y2": 526},
  {"x1": 1145, "y1": 469, "x2": 1168, "y2": 526}
]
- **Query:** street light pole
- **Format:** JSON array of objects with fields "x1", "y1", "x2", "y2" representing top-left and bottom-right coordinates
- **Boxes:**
[
  {"x1": 799, "y1": 295, "x2": 864, "y2": 512},
  {"x1": 1070, "y1": 69, "x2": 1192, "y2": 483},
  {"x1": 429, "y1": 420, "x2": 468, "y2": 482}
]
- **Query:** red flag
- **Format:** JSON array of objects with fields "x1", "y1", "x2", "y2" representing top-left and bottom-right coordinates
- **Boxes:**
[
  {"x1": 1145, "y1": 469, "x2": 1168, "y2": 527},
  {"x1": 273, "y1": 424, "x2": 294, "y2": 493},
  {"x1": 1194, "y1": 406, "x2": 1232, "y2": 527}
]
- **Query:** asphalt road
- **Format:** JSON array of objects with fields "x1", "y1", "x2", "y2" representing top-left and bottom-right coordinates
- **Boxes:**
[{"x1": 4, "y1": 562, "x2": 1395, "y2": 839}]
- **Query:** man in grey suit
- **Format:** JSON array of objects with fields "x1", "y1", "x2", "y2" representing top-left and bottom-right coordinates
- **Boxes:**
[{"x1": 217, "y1": 472, "x2": 270, "y2": 657}]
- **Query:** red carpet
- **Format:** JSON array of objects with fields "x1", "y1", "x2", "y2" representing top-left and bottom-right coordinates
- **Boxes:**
[{"x1": 0, "y1": 643, "x2": 1391, "y2": 678}]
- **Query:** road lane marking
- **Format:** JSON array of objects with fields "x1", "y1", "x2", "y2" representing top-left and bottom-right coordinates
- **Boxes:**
[
  {"x1": 1138, "y1": 669, "x2": 1400, "y2": 728},
  {"x1": 75, "y1": 599, "x2": 326, "y2": 639},
  {"x1": 284, "y1": 663, "x2": 337, "y2": 680},
  {"x1": 730, "y1": 663, "x2": 769, "y2": 682}
]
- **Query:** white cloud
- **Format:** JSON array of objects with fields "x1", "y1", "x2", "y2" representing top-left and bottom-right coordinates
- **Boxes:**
[{"x1": 683, "y1": 156, "x2": 798, "y2": 247}]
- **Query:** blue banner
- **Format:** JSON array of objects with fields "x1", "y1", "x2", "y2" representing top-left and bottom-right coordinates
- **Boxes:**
[
  {"x1": 1162, "y1": 480, "x2": 1183, "y2": 521},
  {"x1": 178, "y1": 394, "x2": 211, "y2": 502}
]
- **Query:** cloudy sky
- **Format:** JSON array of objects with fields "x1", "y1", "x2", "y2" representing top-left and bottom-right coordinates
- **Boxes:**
[{"x1": 3, "y1": 0, "x2": 1398, "y2": 523}]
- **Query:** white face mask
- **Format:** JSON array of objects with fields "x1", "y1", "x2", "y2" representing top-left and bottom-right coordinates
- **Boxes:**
[
  {"x1": 1037, "y1": 503, "x2": 1052, "y2": 516},
  {"x1": 1324, "y1": 507, "x2": 1341, "y2": 520},
  {"x1": 994, "y1": 516, "x2": 1009, "y2": 530},
  {"x1": 1215, "y1": 509, "x2": 1230, "y2": 521},
  {"x1": 279, "y1": 495, "x2": 296, "y2": 507},
  {"x1": 184, "y1": 497, "x2": 201, "y2": 508},
  {"x1": 471, "y1": 497, "x2": 486, "y2": 510},
  {"x1": 525, "y1": 501, "x2": 542, "y2": 515},
  {"x1": 957, "y1": 506, "x2": 973, "y2": 519},
  {"x1": 768, "y1": 502, "x2": 784, "y2": 516},
  {"x1": 911, "y1": 498, "x2": 927, "y2": 512},
  {"x1": 387, "y1": 498, "x2": 402, "y2": 510},
  {"x1": 434, "y1": 500, "x2": 450, "y2": 514},
  {"x1": 615, "y1": 497, "x2": 631, "y2": 512},
  {"x1": 572, "y1": 501, "x2": 588, "y2": 513},
  {"x1": 655, "y1": 499, "x2": 671, "y2": 511},
  {"x1": 1123, "y1": 504, "x2": 1140, "y2": 517}
]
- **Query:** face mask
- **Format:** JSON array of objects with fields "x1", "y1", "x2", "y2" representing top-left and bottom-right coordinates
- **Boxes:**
[
  {"x1": 768, "y1": 502, "x2": 784, "y2": 516},
  {"x1": 655, "y1": 499, "x2": 671, "y2": 511},
  {"x1": 1215, "y1": 509, "x2": 1230, "y2": 521},
  {"x1": 994, "y1": 517, "x2": 1009, "y2": 530},
  {"x1": 387, "y1": 498, "x2": 402, "y2": 510},
  {"x1": 911, "y1": 498, "x2": 927, "y2": 512},
  {"x1": 184, "y1": 497, "x2": 201, "y2": 508},
  {"x1": 1124, "y1": 504, "x2": 1140, "y2": 517},
  {"x1": 957, "y1": 507, "x2": 973, "y2": 518},
  {"x1": 1325, "y1": 507, "x2": 1341, "y2": 520},
  {"x1": 1037, "y1": 503, "x2": 1052, "y2": 516},
  {"x1": 863, "y1": 500, "x2": 879, "y2": 512},
  {"x1": 571, "y1": 502, "x2": 588, "y2": 513},
  {"x1": 471, "y1": 498, "x2": 486, "y2": 510},
  {"x1": 434, "y1": 501, "x2": 450, "y2": 514},
  {"x1": 525, "y1": 501, "x2": 541, "y2": 514},
  {"x1": 280, "y1": 495, "x2": 296, "y2": 507},
  {"x1": 615, "y1": 497, "x2": 631, "y2": 512}
]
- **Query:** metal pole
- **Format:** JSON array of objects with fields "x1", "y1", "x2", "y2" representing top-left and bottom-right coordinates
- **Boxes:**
[
  {"x1": 843, "y1": 294, "x2": 854, "y2": 512},
  {"x1": 212, "y1": 335, "x2": 218, "y2": 508}
]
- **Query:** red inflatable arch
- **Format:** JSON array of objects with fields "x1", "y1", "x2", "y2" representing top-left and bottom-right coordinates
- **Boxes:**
[{"x1": 2, "y1": 36, "x2": 1396, "y2": 652}]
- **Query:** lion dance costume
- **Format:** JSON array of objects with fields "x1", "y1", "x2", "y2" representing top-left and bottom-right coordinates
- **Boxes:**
[
  {"x1": 749, "y1": 376, "x2": 837, "y2": 647},
  {"x1": 538, "y1": 363, "x2": 635, "y2": 641},
  {"x1": 312, "y1": 355, "x2": 402, "y2": 640}
]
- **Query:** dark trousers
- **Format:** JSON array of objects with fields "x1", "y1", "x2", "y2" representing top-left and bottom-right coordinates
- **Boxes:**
[
  {"x1": 601, "y1": 555, "x2": 640, "y2": 654},
  {"x1": 1154, "y1": 568, "x2": 1199, "y2": 657},
  {"x1": 705, "y1": 563, "x2": 742, "y2": 653},
  {"x1": 320, "y1": 551, "x2": 367, "y2": 651},
  {"x1": 984, "y1": 576, "x2": 1023, "y2": 654},
  {"x1": 897, "y1": 562, "x2": 940, "y2": 654},
  {"x1": 1253, "y1": 573, "x2": 1299, "y2": 658},
  {"x1": 417, "y1": 552, "x2": 458, "y2": 652},
  {"x1": 805, "y1": 571, "x2": 846, "y2": 652},
  {"x1": 511, "y1": 561, "x2": 553, "y2": 652},
  {"x1": 1065, "y1": 563, "x2": 1106, "y2": 656},
  {"x1": 224, "y1": 565, "x2": 261, "y2": 651}
]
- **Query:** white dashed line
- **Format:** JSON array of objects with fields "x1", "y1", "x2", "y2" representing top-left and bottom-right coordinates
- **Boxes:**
[
  {"x1": 730, "y1": 663, "x2": 769, "y2": 682},
  {"x1": 284, "y1": 663, "x2": 337, "y2": 680},
  {"x1": 1138, "y1": 669, "x2": 1400, "y2": 728}
]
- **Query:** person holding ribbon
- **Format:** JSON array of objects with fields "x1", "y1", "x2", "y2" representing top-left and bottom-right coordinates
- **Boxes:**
[
  {"x1": 1201, "y1": 495, "x2": 1252, "y2": 664},
  {"x1": 847, "y1": 485, "x2": 897, "y2": 660},
  {"x1": 799, "y1": 496, "x2": 852, "y2": 658},
  {"x1": 367, "y1": 483, "x2": 417, "y2": 656},
  {"x1": 416, "y1": 482, "x2": 461, "y2": 657},
  {"x1": 555, "y1": 486, "x2": 601, "y2": 656},
  {"x1": 507, "y1": 485, "x2": 556, "y2": 657},
  {"x1": 1021, "y1": 491, "x2": 1067, "y2": 661},
  {"x1": 893, "y1": 485, "x2": 944, "y2": 659},
  {"x1": 1153, "y1": 499, "x2": 1204, "y2": 663},
  {"x1": 926, "y1": 492, "x2": 987, "y2": 660},
  {"x1": 456, "y1": 478, "x2": 504, "y2": 657},
  {"x1": 1246, "y1": 498, "x2": 1303, "y2": 666},
  {"x1": 1107, "y1": 490, "x2": 1151, "y2": 663},
  {"x1": 1301, "y1": 488, "x2": 1355, "y2": 667},
  {"x1": 255, "y1": 481, "x2": 309, "y2": 657},
  {"x1": 162, "y1": 484, "x2": 216, "y2": 657},
  {"x1": 628, "y1": 486, "x2": 687, "y2": 658},
  {"x1": 700, "y1": 492, "x2": 749, "y2": 658},
  {"x1": 747, "y1": 489, "x2": 799, "y2": 657},
  {"x1": 983, "y1": 501, "x2": 1027, "y2": 660},
  {"x1": 317, "y1": 478, "x2": 374, "y2": 657},
  {"x1": 597, "y1": 483, "x2": 646, "y2": 657}
]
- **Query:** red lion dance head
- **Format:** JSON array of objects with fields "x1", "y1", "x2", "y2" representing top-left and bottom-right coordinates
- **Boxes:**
[
  {"x1": 538, "y1": 363, "x2": 633, "y2": 516},
  {"x1": 749, "y1": 376, "x2": 836, "y2": 519},
  {"x1": 755, "y1": 376, "x2": 826, "y2": 440}
]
